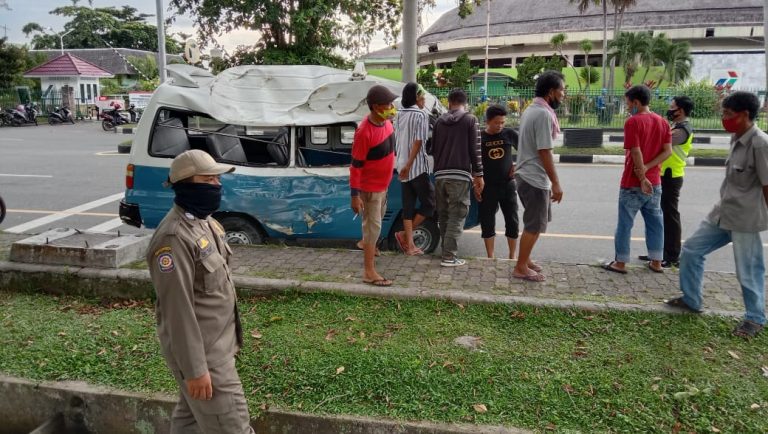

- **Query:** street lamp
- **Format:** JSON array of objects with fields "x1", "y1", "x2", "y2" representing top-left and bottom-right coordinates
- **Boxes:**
[
  {"x1": 483, "y1": 0, "x2": 491, "y2": 100},
  {"x1": 46, "y1": 27, "x2": 74, "y2": 54}
]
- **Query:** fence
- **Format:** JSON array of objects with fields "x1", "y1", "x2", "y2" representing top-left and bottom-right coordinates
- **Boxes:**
[
  {"x1": 425, "y1": 86, "x2": 768, "y2": 132},
  {"x1": 0, "y1": 88, "x2": 130, "y2": 120}
]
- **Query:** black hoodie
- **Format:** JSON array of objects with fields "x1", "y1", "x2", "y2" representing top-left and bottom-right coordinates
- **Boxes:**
[{"x1": 430, "y1": 109, "x2": 483, "y2": 182}]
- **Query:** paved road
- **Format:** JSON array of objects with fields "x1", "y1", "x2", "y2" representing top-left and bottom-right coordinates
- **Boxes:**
[{"x1": 0, "y1": 123, "x2": 762, "y2": 273}]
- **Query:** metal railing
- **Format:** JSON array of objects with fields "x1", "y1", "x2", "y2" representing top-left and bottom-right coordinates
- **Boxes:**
[{"x1": 0, "y1": 89, "x2": 129, "y2": 120}]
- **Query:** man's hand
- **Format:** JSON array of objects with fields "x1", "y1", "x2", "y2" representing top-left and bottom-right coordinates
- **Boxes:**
[
  {"x1": 398, "y1": 165, "x2": 411, "y2": 181},
  {"x1": 508, "y1": 164, "x2": 515, "y2": 180},
  {"x1": 551, "y1": 181, "x2": 563, "y2": 203},
  {"x1": 351, "y1": 196, "x2": 364, "y2": 215},
  {"x1": 640, "y1": 178, "x2": 653, "y2": 195},
  {"x1": 633, "y1": 164, "x2": 647, "y2": 179},
  {"x1": 186, "y1": 372, "x2": 213, "y2": 400},
  {"x1": 473, "y1": 176, "x2": 484, "y2": 202}
]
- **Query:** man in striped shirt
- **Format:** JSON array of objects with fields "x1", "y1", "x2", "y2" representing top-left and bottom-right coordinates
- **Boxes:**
[{"x1": 394, "y1": 83, "x2": 435, "y2": 256}]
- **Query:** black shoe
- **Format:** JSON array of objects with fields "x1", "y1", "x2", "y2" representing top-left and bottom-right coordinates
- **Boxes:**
[
  {"x1": 638, "y1": 255, "x2": 650, "y2": 261},
  {"x1": 661, "y1": 260, "x2": 679, "y2": 269}
]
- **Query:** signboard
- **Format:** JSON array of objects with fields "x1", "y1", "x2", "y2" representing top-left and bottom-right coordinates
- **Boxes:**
[
  {"x1": 95, "y1": 96, "x2": 124, "y2": 111},
  {"x1": 710, "y1": 70, "x2": 740, "y2": 90},
  {"x1": 128, "y1": 91, "x2": 154, "y2": 110}
]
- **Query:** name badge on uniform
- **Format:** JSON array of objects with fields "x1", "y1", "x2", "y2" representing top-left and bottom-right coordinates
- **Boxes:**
[{"x1": 197, "y1": 237, "x2": 214, "y2": 257}]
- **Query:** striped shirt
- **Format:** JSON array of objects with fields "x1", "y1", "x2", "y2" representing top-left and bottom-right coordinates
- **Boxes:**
[{"x1": 394, "y1": 106, "x2": 430, "y2": 182}]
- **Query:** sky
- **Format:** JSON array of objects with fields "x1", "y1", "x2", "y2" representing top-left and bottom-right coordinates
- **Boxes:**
[{"x1": 0, "y1": 0, "x2": 457, "y2": 55}]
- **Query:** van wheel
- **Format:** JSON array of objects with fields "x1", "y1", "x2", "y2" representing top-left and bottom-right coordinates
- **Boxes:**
[
  {"x1": 218, "y1": 216, "x2": 264, "y2": 245},
  {"x1": 389, "y1": 216, "x2": 440, "y2": 254}
]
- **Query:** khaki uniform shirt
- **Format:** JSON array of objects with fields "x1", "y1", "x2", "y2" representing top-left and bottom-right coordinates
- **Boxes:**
[
  {"x1": 707, "y1": 125, "x2": 768, "y2": 233},
  {"x1": 147, "y1": 205, "x2": 242, "y2": 380}
]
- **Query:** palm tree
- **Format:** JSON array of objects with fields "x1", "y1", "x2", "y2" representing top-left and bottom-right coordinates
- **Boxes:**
[
  {"x1": 608, "y1": 31, "x2": 650, "y2": 86},
  {"x1": 570, "y1": 0, "x2": 605, "y2": 89},
  {"x1": 550, "y1": 33, "x2": 582, "y2": 91},
  {"x1": 639, "y1": 33, "x2": 668, "y2": 84},
  {"x1": 656, "y1": 40, "x2": 693, "y2": 87},
  {"x1": 580, "y1": 39, "x2": 595, "y2": 89}
]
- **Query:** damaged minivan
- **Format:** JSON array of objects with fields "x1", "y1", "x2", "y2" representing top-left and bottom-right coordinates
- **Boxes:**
[{"x1": 119, "y1": 64, "x2": 478, "y2": 253}]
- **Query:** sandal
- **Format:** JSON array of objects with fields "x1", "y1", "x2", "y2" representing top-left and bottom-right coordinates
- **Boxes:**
[
  {"x1": 528, "y1": 262, "x2": 543, "y2": 273},
  {"x1": 732, "y1": 320, "x2": 764, "y2": 339},
  {"x1": 664, "y1": 296, "x2": 703, "y2": 314},
  {"x1": 601, "y1": 261, "x2": 627, "y2": 274},
  {"x1": 363, "y1": 278, "x2": 393, "y2": 287},
  {"x1": 405, "y1": 247, "x2": 424, "y2": 256},
  {"x1": 394, "y1": 231, "x2": 408, "y2": 253},
  {"x1": 512, "y1": 272, "x2": 546, "y2": 282}
]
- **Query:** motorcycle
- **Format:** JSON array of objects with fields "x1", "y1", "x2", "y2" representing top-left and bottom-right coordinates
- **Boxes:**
[
  {"x1": 10, "y1": 103, "x2": 38, "y2": 126},
  {"x1": 0, "y1": 108, "x2": 13, "y2": 127},
  {"x1": 48, "y1": 105, "x2": 75, "y2": 125},
  {"x1": 101, "y1": 108, "x2": 129, "y2": 131}
]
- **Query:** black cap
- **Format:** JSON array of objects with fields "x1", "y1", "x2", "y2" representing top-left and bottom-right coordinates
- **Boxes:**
[{"x1": 366, "y1": 85, "x2": 398, "y2": 106}]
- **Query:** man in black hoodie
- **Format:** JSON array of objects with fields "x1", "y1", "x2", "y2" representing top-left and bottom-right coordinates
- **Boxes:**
[{"x1": 431, "y1": 88, "x2": 484, "y2": 267}]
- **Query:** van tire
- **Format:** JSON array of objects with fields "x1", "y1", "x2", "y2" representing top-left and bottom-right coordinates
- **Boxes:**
[
  {"x1": 218, "y1": 216, "x2": 264, "y2": 245},
  {"x1": 389, "y1": 216, "x2": 440, "y2": 254}
]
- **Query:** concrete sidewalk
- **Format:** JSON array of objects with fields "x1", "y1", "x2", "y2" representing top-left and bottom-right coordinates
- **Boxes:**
[{"x1": 0, "y1": 231, "x2": 749, "y2": 316}]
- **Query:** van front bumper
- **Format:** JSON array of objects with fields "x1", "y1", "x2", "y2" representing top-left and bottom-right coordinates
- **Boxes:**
[{"x1": 119, "y1": 199, "x2": 142, "y2": 228}]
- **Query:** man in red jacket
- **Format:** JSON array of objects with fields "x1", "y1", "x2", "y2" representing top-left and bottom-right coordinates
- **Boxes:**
[{"x1": 350, "y1": 85, "x2": 398, "y2": 286}]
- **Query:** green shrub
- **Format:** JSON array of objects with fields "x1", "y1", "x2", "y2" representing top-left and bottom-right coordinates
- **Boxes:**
[{"x1": 670, "y1": 80, "x2": 721, "y2": 118}]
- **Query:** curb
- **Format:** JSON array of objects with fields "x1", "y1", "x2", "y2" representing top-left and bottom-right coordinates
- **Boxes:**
[
  {"x1": 0, "y1": 260, "x2": 743, "y2": 318},
  {"x1": 0, "y1": 375, "x2": 526, "y2": 434},
  {"x1": 552, "y1": 154, "x2": 726, "y2": 166},
  {"x1": 114, "y1": 126, "x2": 134, "y2": 134}
]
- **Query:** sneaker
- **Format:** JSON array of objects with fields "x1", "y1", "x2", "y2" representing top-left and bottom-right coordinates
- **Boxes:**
[
  {"x1": 441, "y1": 257, "x2": 466, "y2": 267},
  {"x1": 661, "y1": 260, "x2": 679, "y2": 269}
]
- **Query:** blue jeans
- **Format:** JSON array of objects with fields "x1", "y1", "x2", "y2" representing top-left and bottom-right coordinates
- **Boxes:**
[
  {"x1": 679, "y1": 220, "x2": 766, "y2": 325},
  {"x1": 614, "y1": 186, "x2": 664, "y2": 263}
]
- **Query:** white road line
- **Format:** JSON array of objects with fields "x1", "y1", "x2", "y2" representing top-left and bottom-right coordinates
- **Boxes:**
[
  {"x1": 85, "y1": 217, "x2": 125, "y2": 233},
  {"x1": 0, "y1": 173, "x2": 53, "y2": 178},
  {"x1": 0, "y1": 138, "x2": 23, "y2": 142},
  {"x1": 4, "y1": 192, "x2": 124, "y2": 234}
]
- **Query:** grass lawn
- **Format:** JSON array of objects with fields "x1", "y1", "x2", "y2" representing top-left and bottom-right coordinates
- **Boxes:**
[
  {"x1": 1, "y1": 291, "x2": 766, "y2": 433},
  {"x1": 554, "y1": 146, "x2": 729, "y2": 159}
]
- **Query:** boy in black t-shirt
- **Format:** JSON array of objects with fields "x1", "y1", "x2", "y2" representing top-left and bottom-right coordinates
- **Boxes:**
[{"x1": 480, "y1": 105, "x2": 520, "y2": 259}]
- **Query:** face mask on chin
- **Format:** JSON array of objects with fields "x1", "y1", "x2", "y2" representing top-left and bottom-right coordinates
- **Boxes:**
[
  {"x1": 376, "y1": 106, "x2": 397, "y2": 120},
  {"x1": 548, "y1": 97, "x2": 561, "y2": 110}
]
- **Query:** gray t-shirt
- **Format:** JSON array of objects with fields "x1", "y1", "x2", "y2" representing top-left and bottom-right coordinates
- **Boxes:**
[
  {"x1": 515, "y1": 104, "x2": 554, "y2": 190},
  {"x1": 707, "y1": 125, "x2": 768, "y2": 232}
]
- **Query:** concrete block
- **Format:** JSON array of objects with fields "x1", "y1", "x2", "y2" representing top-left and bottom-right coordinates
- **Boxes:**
[{"x1": 9, "y1": 229, "x2": 151, "y2": 268}]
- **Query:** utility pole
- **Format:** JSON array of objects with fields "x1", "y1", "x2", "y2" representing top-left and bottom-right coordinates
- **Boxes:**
[
  {"x1": 483, "y1": 0, "x2": 491, "y2": 98},
  {"x1": 58, "y1": 29, "x2": 73, "y2": 54},
  {"x1": 155, "y1": 0, "x2": 167, "y2": 83},
  {"x1": 0, "y1": 25, "x2": 8, "y2": 39},
  {"x1": 402, "y1": 0, "x2": 418, "y2": 83},
  {"x1": 602, "y1": 0, "x2": 607, "y2": 91},
  {"x1": 764, "y1": 0, "x2": 768, "y2": 102}
]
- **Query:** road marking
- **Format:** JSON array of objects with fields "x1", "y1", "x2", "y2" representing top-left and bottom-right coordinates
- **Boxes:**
[
  {"x1": 0, "y1": 138, "x2": 23, "y2": 142},
  {"x1": 7, "y1": 209, "x2": 118, "y2": 217},
  {"x1": 0, "y1": 173, "x2": 53, "y2": 178},
  {"x1": 85, "y1": 218, "x2": 124, "y2": 233},
  {"x1": 4, "y1": 192, "x2": 124, "y2": 234},
  {"x1": 95, "y1": 151, "x2": 125, "y2": 156}
]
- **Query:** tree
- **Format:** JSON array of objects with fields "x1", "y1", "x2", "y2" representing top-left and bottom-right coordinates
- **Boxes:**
[
  {"x1": 443, "y1": 53, "x2": 477, "y2": 88},
  {"x1": 580, "y1": 39, "x2": 596, "y2": 89},
  {"x1": 513, "y1": 54, "x2": 564, "y2": 88},
  {"x1": 570, "y1": 0, "x2": 605, "y2": 89},
  {"x1": 608, "y1": 31, "x2": 650, "y2": 86},
  {"x1": 550, "y1": 33, "x2": 581, "y2": 91},
  {"x1": 579, "y1": 66, "x2": 601, "y2": 90},
  {"x1": 656, "y1": 40, "x2": 692, "y2": 87},
  {"x1": 0, "y1": 38, "x2": 30, "y2": 89},
  {"x1": 457, "y1": 0, "x2": 485, "y2": 18},
  {"x1": 23, "y1": 1, "x2": 182, "y2": 53},
  {"x1": 417, "y1": 61, "x2": 437, "y2": 87},
  {"x1": 169, "y1": 0, "x2": 435, "y2": 68}
]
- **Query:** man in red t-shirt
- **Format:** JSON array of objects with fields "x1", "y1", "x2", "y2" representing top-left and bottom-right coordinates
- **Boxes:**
[
  {"x1": 350, "y1": 85, "x2": 398, "y2": 286},
  {"x1": 603, "y1": 85, "x2": 672, "y2": 274}
]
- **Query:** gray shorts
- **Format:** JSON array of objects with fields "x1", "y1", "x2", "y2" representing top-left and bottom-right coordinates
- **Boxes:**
[{"x1": 517, "y1": 178, "x2": 551, "y2": 234}]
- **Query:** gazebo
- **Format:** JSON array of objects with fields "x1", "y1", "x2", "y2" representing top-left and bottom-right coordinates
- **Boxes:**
[{"x1": 23, "y1": 53, "x2": 113, "y2": 112}]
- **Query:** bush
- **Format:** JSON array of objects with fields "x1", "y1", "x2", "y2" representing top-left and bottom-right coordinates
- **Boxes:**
[{"x1": 670, "y1": 80, "x2": 720, "y2": 118}]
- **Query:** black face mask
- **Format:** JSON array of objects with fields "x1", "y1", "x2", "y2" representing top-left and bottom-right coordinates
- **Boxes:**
[
  {"x1": 548, "y1": 97, "x2": 561, "y2": 111},
  {"x1": 666, "y1": 109, "x2": 679, "y2": 121},
  {"x1": 172, "y1": 182, "x2": 222, "y2": 219}
]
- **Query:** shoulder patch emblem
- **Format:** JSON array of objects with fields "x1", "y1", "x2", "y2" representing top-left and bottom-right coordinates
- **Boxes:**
[
  {"x1": 153, "y1": 246, "x2": 172, "y2": 257},
  {"x1": 157, "y1": 252, "x2": 175, "y2": 273}
]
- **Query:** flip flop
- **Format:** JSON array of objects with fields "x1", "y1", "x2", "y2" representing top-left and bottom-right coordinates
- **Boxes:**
[
  {"x1": 664, "y1": 296, "x2": 703, "y2": 313},
  {"x1": 405, "y1": 247, "x2": 424, "y2": 256},
  {"x1": 648, "y1": 263, "x2": 664, "y2": 273},
  {"x1": 363, "y1": 278, "x2": 393, "y2": 287},
  {"x1": 394, "y1": 231, "x2": 408, "y2": 253},
  {"x1": 601, "y1": 261, "x2": 628, "y2": 274},
  {"x1": 528, "y1": 262, "x2": 543, "y2": 273},
  {"x1": 512, "y1": 272, "x2": 546, "y2": 282}
]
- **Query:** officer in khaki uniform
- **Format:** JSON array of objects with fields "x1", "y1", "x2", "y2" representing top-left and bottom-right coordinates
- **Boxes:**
[{"x1": 147, "y1": 149, "x2": 255, "y2": 433}]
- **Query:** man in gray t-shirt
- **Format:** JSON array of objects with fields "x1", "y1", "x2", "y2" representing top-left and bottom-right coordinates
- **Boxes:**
[
  {"x1": 667, "y1": 91, "x2": 768, "y2": 339},
  {"x1": 512, "y1": 71, "x2": 565, "y2": 282}
]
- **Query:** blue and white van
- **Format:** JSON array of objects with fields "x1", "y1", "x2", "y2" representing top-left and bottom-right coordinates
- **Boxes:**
[{"x1": 119, "y1": 64, "x2": 478, "y2": 253}]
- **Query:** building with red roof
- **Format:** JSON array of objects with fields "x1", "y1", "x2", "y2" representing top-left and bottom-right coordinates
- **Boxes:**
[{"x1": 24, "y1": 53, "x2": 114, "y2": 107}]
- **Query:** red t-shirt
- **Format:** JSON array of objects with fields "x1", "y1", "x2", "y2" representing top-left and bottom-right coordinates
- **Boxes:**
[
  {"x1": 621, "y1": 112, "x2": 671, "y2": 188},
  {"x1": 349, "y1": 117, "x2": 395, "y2": 195}
]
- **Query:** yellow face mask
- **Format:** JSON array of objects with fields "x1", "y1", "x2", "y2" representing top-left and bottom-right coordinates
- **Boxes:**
[{"x1": 377, "y1": 106, "x2": 398, "y2": 120}]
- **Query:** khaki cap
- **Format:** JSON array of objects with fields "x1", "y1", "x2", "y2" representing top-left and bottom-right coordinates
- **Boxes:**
[{"x1": 169, "y1": 149, "x2": 235, "y2": 183}]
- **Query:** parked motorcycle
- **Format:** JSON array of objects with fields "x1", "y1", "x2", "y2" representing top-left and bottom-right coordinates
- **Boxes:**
[
  {"x1": 10, "y1": 103, "x2": 38, "y2": 126},
  {"x1": 127, "y1": 104, "x2": 142, "y2": 123},
  {"x1": 48, "y1": 105, "x2": 75, "y2": 125},
  {"x1": 0, "y1": 108, "x2": 13, "y2": 127},
  {"x1": 101, "y1": 108, "x2": 129, "y2": 131}
]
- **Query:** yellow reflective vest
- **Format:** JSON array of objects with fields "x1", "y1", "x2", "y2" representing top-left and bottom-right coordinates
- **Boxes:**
[{"x1": 661, "y1": 121, "x2": 693, "y2": 178}]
